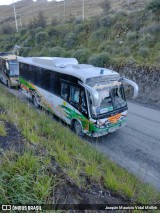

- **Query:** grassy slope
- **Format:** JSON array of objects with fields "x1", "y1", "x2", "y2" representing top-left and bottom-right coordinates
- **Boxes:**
[{"x1": 0, "y1": 84, "x2": 160, "y2": 204}]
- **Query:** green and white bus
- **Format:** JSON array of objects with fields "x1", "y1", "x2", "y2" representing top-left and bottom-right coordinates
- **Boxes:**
[
  {"x1": 0, "y1": 52, "x2": 19, "y2": 87},
  {"x1": 18, "y1": 57, "x2": 138, "y2": 137}
]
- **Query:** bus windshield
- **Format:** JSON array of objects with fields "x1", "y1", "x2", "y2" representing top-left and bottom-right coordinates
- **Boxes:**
[
  {"x1": 86, "y1": 80, "x2": 127, "y2": 116},
  {"x1": 95, "y1": 86, "x2": 126, "y2": 114},
  {"x1": 9, "y1": 60, "x2": 19, "y2": 76}
]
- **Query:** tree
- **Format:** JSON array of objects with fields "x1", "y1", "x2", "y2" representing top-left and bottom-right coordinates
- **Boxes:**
[
  {"x1": 28, "y1": 11, "x2": 47, "y2": 29},
  {"x1": 35, "y1": 11, "x2": 47, "y2": 28},
  {"x1": 100, "y1": 0, "x2": 111, "y2": 15},
  {"x1": 147, "y1": 0, "x2": 160, "y2": 21}
]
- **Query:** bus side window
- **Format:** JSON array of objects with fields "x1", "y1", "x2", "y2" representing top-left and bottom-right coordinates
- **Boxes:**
[
  {"x1": 70, "y1": 85, "x2": 80, "y2": 104},
  {"x1": 61, "y1": 82, "x2": 69, "y2": 101}
]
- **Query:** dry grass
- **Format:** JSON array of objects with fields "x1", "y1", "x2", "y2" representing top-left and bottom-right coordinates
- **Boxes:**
[
  {"x1": 0, "y1": 0, "x2": 151, "y2": 28},
  {"x1": 0, "y1": 121, "x2": 7, "y2": 137}
]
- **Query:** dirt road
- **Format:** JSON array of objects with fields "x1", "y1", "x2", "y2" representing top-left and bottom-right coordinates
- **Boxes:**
[
  {"x1": 89, "y1": 102, "x2": 160, "y2": 191},
  {"x1": 4, "y1": 84, "x2": 160, "y2": 191}
]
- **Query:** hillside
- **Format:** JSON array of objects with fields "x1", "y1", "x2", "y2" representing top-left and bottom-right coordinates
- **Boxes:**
[
  {"x1": 0, "y1": 0, "x2": 151, "y2": 29},
  {"x1": 0, "y1": 0, "x2": 159, "y2": 67}
]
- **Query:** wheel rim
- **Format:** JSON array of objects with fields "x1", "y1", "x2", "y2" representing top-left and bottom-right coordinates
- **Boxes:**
[{"x1": 74, "y1": 121, "x2": 82, "y2": 135}]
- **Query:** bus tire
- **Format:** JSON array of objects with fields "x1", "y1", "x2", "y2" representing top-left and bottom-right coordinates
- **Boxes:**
[
  {"x1": 8, "y1": 81, "x2": 12, "y2": 88},
  {"x1": 73, "y1": 120, "x2": 84, "y2": 137},
  {"x1": 33, "y1": 97, "x2": 39, "y2": 108}
]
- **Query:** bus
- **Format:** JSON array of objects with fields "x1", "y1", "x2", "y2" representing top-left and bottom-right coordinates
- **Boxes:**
[
  {"x1": 18, "y1": 57, "x2": 138, "y2": 137},
  {"x1": 0, "y1": 52, "x2": 19, "y2": 87}
]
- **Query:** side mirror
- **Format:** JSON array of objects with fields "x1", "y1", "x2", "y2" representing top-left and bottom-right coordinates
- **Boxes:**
[
  {"x1": 78, "y1": 81, "x2": 100, "y2": 107},
  {"x1": 122, "y1": 78, "x2": 139, "y2": 98},
  {"x1": 6, "y1": 62, "x2": 9, "y2": 70}
]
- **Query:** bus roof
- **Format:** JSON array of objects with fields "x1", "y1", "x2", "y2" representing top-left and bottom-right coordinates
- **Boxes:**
[
  {"x1": 18, "y1": 57, "x2": 120, "y2": 83},
  {"x1": 0, "y1": 53, "x2": 17, "y2": 60}
]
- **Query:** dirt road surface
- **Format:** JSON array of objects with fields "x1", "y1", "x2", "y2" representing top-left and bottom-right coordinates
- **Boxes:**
[{"x1": 88, "y1": 102, "x2": 160, "y2": 191}]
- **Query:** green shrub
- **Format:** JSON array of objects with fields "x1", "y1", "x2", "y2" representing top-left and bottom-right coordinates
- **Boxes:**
[
  {"x1": 64, "y1": 32, "x2": 77, "y2": 48},
  {"x1": 90, "y1": 28, "x2": 106, "y2": 43},
  {"x1": 88, "y1": 52, "x2": 110, "y2": 67},
  {"x1": 4, "y1": 43, "x2": 14, "y2": 52},
  {"x1": 123, "y1": 47, "x2": 131, "y2": 57},
  {"x1": 48, "y1": 46, "x2": 65, "y2": 57},
  {"x1": 35, "y1": 31, "x2": 48, "y2": 44},
  {"x1": 19, "y1": 27, "x2": 28, "y2": 36},
  {"x1": 147, "y1": 0, "x2": 160, "y2": 21},
  {"x1": 74, "y1": 24, "x2": 85, "y2": 34},
  {"x1": 138, "y1": 47, "x2": 149, "y2": 57},
  {"x1": 47, "y1": 27, "x2": 59, "y2": 38},
  {"x1": 99, "y1": 15, "x2": 112, "y2": 27},
  {"x1": 98, "y1": 41, "x2": 112, "y2": 52},
  {"x1": 71, "y1": 48, "x2": 91, "y2": 63},
  {"x1": 126, "y1": 31, "x2": 137, "y2": 41},
  {"x1": 138, "y1": 33, "x2": 155, "y2": 47},
  {"x1": 35, "y1": 27, "x2": 43, "y2": 34},
  {"x1": 20, "y1": 48, "x2": 31, "y2": 57},
  {"x1": 22, "y1": 36, "x2": 33, "y2": 47},
  {"x1": 36, "y1": 47, "x2": 49, "y2": 56}
]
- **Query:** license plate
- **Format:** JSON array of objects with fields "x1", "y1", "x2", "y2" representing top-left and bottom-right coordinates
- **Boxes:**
[{"x1": 109, "y1": 127, "x2": 117, "y2": 133}]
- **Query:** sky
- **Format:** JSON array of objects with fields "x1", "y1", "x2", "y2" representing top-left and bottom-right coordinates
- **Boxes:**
[{"x1": 0, "y1": 0, "x2": 63, "y2": 6}]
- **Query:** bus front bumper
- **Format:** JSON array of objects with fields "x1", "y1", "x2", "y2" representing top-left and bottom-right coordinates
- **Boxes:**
[{"x1": 91, "y1": 121, "x2": 127, "y2": 137}]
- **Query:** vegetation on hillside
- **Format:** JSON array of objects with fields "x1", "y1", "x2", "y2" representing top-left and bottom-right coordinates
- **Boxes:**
[{"x1": 0, "y1": 0, "x2": 159, "y2": 68}]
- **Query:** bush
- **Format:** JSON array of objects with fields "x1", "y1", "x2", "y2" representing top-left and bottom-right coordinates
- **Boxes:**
[
  {"x1": 4, "y1": 43, "x2": 14, "y2": 52},
  {"x1": 74, "y1": 24, "x2": 85, "y2": 34},
  {"x1": 126, "y1": 31, "x2": 137, "y2": 41},
  {"x1": 138, "y1": 47, "x2": 149, "y2": 57},
  {"x1": 99, "y1": 15, "x2": 112, "y2": 27},
  {"x1": 20, "y1": 47, "x2": 31, "y2": 57},
  {"x1": 36, "y1": 47, "x2": 48, "y2": 56},
  {"x1": 147, "y1": 0, "x2": 160, "y2": 21},
  {"x1": 138, "y1": 33, "x2": 155, "y2": 47},
  {"x1": 64, "y1": 33, "x2": 77, "y2": 48},
  {"x1": 19, "y1": 27, "x2": 28, "y2": 36},
  {"x1": 47, "y1": 27, "x2": 59, "y2": 38},
  {"x1": 48, "y1": 46, "x2": 65, "y2": 57},
  {"x1": 88, "y1": 52, "x2": 110, "y2": 67},
  {"x1": 35, "y1": 31, "x2": 48, "y2": 44},
  {"x1": 35, "y1": 27, "x2": 43, "y2": 34},
  {"x1": 90, "y1": 28, "x2": 106, "y2": 43},
  {"x1": 123, "y1": 47, "x2": 131, "y2": 57},
  {"x1": 98, "y1": 41, "x2": 112, "y2": 52},
  {"x1": 71, "y1": 48, "x2": 91, "y2": 63}
]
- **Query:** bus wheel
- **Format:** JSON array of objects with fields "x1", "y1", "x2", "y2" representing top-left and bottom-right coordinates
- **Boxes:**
[
  {"x1": 33, "y1": 97, "x2": 39, "y2": 108},
  {"x1": 74, "y1": 120, "x2": 84, "y2": 137},
  {"x1": 8, "y1": 81, "x2": 12, "y2": 88}
]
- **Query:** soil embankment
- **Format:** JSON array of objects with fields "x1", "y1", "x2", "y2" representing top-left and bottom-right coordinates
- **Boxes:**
[{"x1": 113, "y1": 63, "x2": 160, "y2": 108}]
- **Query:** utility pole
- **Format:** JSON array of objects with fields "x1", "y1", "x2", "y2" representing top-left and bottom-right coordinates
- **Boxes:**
[
  {"x1": 82, "y1": 0, "x2": 84, "y2": 20},
  {"x1": 64, "y1": 0, "x2": 66, "y2": 21},
  {"x1": 13, "y1": 0, "x2": 18, "y2": 32}
]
